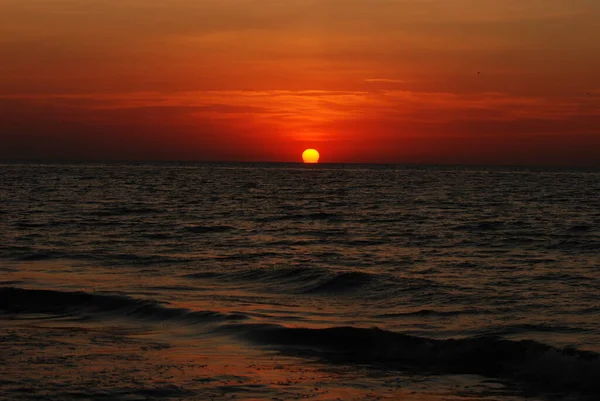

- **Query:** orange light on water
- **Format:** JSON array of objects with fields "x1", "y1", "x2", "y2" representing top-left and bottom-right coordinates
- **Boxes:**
[{"x1": 302, "y1": 149, "x2": 320, "y2": 163}]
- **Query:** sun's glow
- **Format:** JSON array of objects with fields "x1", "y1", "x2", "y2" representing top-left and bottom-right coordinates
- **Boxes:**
[{"x1": 302, "y1": 149, "x2": 320, "y2": 164}]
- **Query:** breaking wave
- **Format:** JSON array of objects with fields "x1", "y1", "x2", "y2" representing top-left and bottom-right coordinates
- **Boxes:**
[
  {"x1": 230, "y1": 324, "x2": 600, "y2": 396},
  {"x1": 3, "y1": 286, "x2": 599, "y2": 396},
  {"x1": 0, "y1": 287, "x2": 246, "y2": 324}
]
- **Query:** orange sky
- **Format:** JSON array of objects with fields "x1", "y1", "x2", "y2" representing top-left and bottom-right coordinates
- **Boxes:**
[{"x1": 1, "y1": 0, "x2": 599, "y2": 165}]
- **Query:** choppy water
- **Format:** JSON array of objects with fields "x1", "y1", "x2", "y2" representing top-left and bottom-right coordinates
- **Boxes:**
[{"x1": 1, "y1": 162, "x2": 600, "y2": 400}]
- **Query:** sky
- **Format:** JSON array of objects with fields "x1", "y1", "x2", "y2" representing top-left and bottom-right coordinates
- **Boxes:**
[{"x1": 1, "y1": 0, "x2": 599, "y2": 165}]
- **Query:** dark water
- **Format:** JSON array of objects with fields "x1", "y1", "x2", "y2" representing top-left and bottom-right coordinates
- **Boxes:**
[{"x1": 1, "y1": 162, "x2": 600, "y2": 400}]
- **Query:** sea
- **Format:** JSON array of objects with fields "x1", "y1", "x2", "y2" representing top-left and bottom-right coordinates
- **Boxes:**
[{"x1": 1, "y1": 162, "x2": 599, "y2": 401}]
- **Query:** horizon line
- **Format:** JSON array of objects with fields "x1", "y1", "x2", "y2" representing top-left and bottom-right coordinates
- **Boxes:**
[{"x1": 1, "y1": 159, "x2": 599, "y2": 170}]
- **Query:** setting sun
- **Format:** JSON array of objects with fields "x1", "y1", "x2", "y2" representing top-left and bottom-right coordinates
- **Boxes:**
[{"x1": 302, "y1": 149, "x2": 320, "y2": 164}]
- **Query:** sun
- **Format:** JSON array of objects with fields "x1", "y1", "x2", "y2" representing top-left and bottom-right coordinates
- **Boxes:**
[{"x1": 302, "y1": 149, "x2": 320, "y2": 164}]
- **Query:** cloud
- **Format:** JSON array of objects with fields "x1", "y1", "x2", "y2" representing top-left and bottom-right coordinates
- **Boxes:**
[
  {"x1": 365, "y1": 79, "x2": 409, "y2": 84},
  {"x1": 2, "y1": 88, "x2": 599, "y2": 129},
  {"x1": 2, "y1": 87, "x2": 599, "y2": 164}
]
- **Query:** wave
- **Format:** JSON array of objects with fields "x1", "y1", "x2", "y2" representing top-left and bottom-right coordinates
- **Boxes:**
[
  {"x1": 303, "y1": 271, "x2": 375, "y2": 294},
  {"x1": 12, "y1": 250, "x2": 64, "y2": 261},
  {"x1": 0, "y1": 287, "x2": 246, "y2": 324},
  {"x1": 254, "y1": 212, "x2": 342, "y2": 223},
  {"x1": 228, "y1": 324, "x2": 600, "y2": 396},
  {"x1": 4, "y1": 250, "x2": 193, "y2": 266},
  {"x1": 184, "y1": 225, "x2": 236, "y2": 234},
  {"x1": 187, "y1": 266, "x2": 324, "y2": 283},
  {"x1": 185, "y1": 267, "x2": 378, "y2": 294},
  {"x1": 183, "y1": 267, "x2": 454, "y2": 299},
  {"x1": 531, "y1": 272, "x2": 588, "y2": 282},
  {"x1": 13, "y1": 222, "x2": 49, "y2": 229},
  {"x1": 2, "y1": 286, "x2": 599, "y2": 396},
  {"x1": 568, "y1": 225, "x2": 594, "y2": 233},
  {"x1": 375, "y1": 308, "x2": 492, "y2": 318},
  {"x1": 547, "y1": 239, "x2": 600, "y2": 252},
  {"x1": 88, "y1": 207, "x2": 160, "y2": 217},
  {"x1": 453, "y1": 221, "x2": 505, "y2": 231},
  {"x1": 477, "y1": 323, "x2": 592, "y2": 336}
]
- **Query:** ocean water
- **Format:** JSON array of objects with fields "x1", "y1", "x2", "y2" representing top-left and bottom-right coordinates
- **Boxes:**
[{"x1": 1, "y1": 162, "x2": 600, "y2": 401}]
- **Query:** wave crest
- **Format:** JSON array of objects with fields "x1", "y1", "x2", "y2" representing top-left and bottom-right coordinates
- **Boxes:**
[
  {"x1": 231, "y1": 324, "x2": 600, "y2": 395},
  {"x1": 0, "y1": 287, "x2": 246, "y2": 324}
]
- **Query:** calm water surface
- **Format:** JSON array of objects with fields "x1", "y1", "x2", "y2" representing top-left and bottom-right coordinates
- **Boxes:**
[{"x1": 1, "y1": 163, "x2": 599, "y2": 400}]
